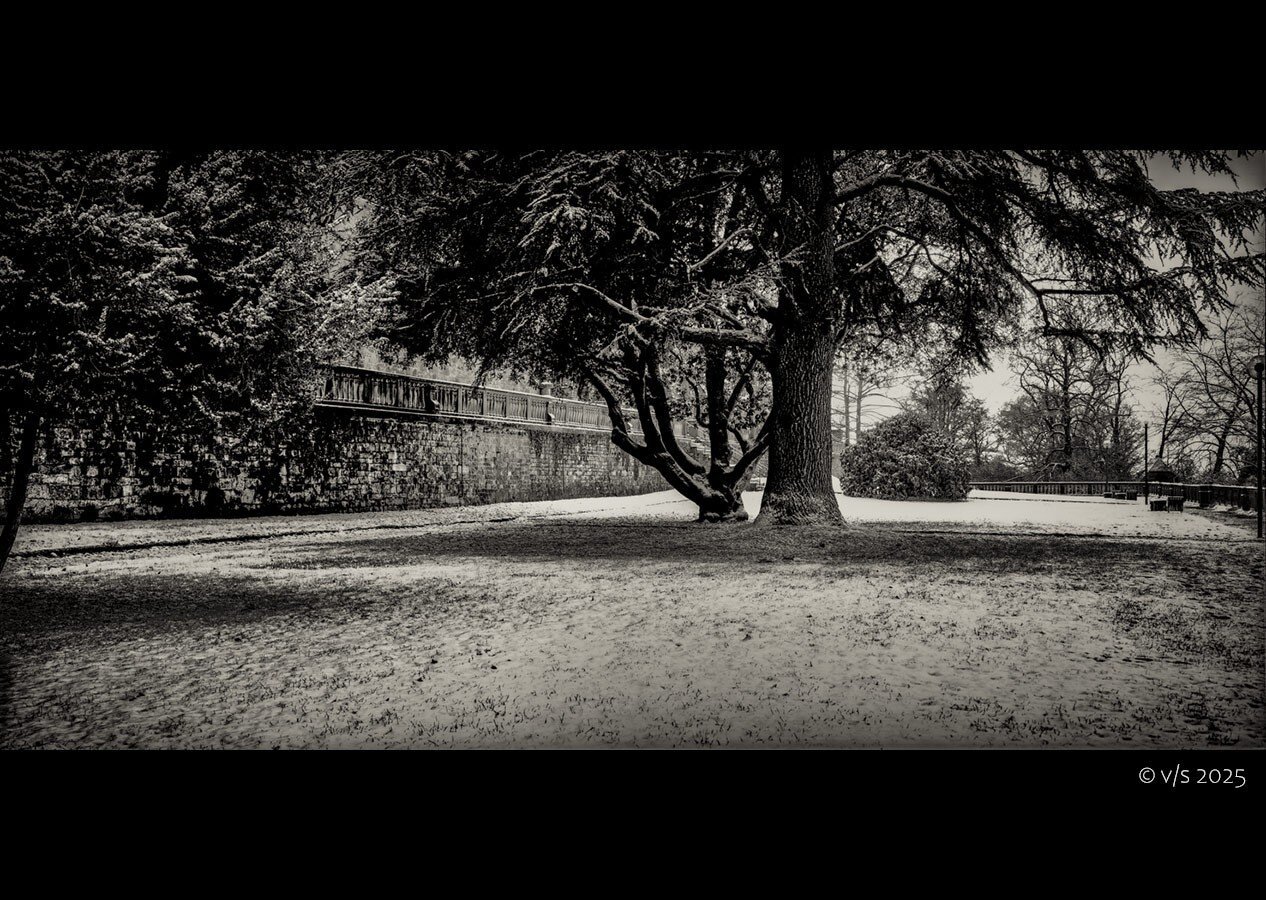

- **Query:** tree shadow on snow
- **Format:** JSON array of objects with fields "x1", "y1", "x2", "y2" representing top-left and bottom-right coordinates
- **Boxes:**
[{"x1": 272, "y1": 519, "x2": 1246, "y2": 575}]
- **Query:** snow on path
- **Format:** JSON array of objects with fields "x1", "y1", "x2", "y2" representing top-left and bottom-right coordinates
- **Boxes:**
[
  {"x1": 12, "y1": 491, "x2": 689, "y2": 556},
  {"x1": 14, "y1": 483, "x2": 1248, "y2": 558}
]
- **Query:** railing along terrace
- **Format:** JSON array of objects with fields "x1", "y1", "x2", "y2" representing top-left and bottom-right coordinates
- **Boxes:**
[
  {"x1": 317, "y1": 365, "x2": 706, "y2": 443},
  {"x1": 1148, "y1": 481, "x2": 1263, "y2": 511},
  {"x1": 969, "y1": 481, "x2": 1145, "y2": 497},
  {"x1": 970, "y1": 480, "x2": 1262, "y2": 511}
]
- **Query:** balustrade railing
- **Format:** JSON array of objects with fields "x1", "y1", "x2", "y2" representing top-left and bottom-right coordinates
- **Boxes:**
[
  {"x1": 1148, "y1": 481, "x2": 1262, "y2": 511},
  {"x1": 316, "y1": 365, "x2": 706, "y2": 444},
  {"x1": 969, "y1": 481, "x2": 1145, "y2": 497},
  {"x1": 970, "y1": 480, "x2": 1262, "y2": 511}
]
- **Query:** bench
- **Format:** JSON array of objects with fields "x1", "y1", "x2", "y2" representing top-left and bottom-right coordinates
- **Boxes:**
[
  {"x1": 1148, "y1": 498, "x2": 1168, "y2": 512},
  {"x1": 1167, "y1": 495, "x2": 1185, "y2": 512}
]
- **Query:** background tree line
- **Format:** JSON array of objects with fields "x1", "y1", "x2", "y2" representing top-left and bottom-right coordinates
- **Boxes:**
[{"x1": 851, "y1": 297, "x2": 1263, "y2": 488}]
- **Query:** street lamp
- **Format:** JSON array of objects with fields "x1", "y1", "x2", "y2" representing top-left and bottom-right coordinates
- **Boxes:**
[
  {"x1": 1143, "y1": 421, "x2": 1149, "y2": 503},
  {"x1": 1251, "y1": 354, "x2": 1264, "y2": 540}
]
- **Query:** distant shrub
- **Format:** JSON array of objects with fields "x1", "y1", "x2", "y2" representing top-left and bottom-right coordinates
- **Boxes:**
[{"x1": 839, "y1": 413, "x2": 972, "y2": 500}]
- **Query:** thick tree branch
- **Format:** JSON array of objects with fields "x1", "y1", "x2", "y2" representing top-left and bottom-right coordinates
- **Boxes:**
[
  {"x1": 725, "y1": 353, "x2": 759, "y2": 415},
  {"x1": 645, "y1": 351, "x2": 706, "y2": 476},
  {"x1": 578, "y1": 362, "x2": 646, "y2": 455},
  {"x1": 688, "y1": 227, "x2": 750, "y2": 274},
  {"x1": 728, "y1": 416, "x2": 772, "y2": 484},
  {"x1": 534, "y1": 281, "x2": 771, "y2": 358}
]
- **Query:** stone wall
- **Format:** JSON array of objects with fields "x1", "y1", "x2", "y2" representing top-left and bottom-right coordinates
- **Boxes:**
[{"x1": 1, "y1": 408, "x2": 668, "y2": 524}]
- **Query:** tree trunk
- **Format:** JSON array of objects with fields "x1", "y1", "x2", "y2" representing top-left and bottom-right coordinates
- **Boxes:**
[
  {"x1": 1211, "y1": 421, "x2": 1232, "y2": 478},
  {"x1": 841, "y1": 362, "x2": 851, "y2": 446},
  {"x1": 1, "y1": 410, "x2": 10, "y2": 487},
  {"x1": 760, "y1": 326, "x2": 840, "y2": 524},
  {"x1": 855, "y1": 374, "x2": 863, "y2": 445},
  {"x1": 696, "y1": 484, "x2": 748, "y2": 523},
  {"x1": 583, "y1": 360, "x2": 761, "y2": 524},
  {"x1": 0, "y1": 411, "x2": 40, "y2": 576},
  {"x1": 756, "y1": 149, "x2": 842, "y2": 525},
  {"x1": 704, "y1": 347, "x2": 731, "y2": 469},
  {"x1": 695, "y1": 347, "x2": 750, "y2": 523}
]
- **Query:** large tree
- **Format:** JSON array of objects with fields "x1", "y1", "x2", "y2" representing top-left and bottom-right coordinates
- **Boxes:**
[
  {"x1": 902, "y1": 378, "x2": 998, "y2": 470},
  {"x1": 139, "y1": 150, "x2": 377, "y2": 436},
  {"x1": 757, "y1": 149, "x2": 1261, "y2": 520},
  {"x1": 339, "y1": 149, "x2": 1264, "y2": 524},
  {"x1": 336, "y1": 151, "x2": 781, "y2": 521}
]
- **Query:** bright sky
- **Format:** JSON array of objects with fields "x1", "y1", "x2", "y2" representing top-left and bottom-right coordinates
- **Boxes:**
[{"x1": 960, "y1": 152, "x2": 1265, "y2": 430}]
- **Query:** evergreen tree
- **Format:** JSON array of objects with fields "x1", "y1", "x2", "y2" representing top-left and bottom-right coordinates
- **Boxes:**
[
  {"x1": 1, "y1": 151, "x2": 189, "y2": 571},
  {"x1": 838, "y1": 412, "x2": 972, "y2": 500},
  {"x1": 0, "y1": 150, "x2": 380, "y2": 573},
  {"x1": 338, "y1": 149, "x2": 1263, "y2": 525}
]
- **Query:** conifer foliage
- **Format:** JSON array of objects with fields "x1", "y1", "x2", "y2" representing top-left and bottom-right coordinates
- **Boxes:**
[
  {"x1": 838, "y1": 413, "x2": 973, "y2": 501},
  {"x1": 339, "y1": 149, "x2": 1264, "y2": 524},
  {"x1": 0, "y1": 150, "x2": 374, "y2": 573}
]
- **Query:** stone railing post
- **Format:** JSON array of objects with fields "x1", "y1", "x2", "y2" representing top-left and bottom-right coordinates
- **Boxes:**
[{"x1": 540, "y1": 382, "x2": 555, "y2": 424}]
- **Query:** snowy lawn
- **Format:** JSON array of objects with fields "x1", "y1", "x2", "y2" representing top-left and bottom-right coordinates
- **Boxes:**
[
  {"x1": 1, "y1": 489, "x2": 1261, "y2": 748},
  {"x1": 566, "y1": 487, "x2": 1251, "y2": 541}
]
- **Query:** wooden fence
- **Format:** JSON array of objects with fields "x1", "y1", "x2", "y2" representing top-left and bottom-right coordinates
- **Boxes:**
[{"x1": 317, "y1": 365, "x2": 706, "y2": 444}]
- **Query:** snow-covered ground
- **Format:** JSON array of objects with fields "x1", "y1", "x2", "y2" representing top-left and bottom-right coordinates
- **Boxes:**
[
  {"x1": 3, "y1": 483, "x2": 1260, "y2": 749},
  {"x1": 11, "y1": 492, "x2": 698, "y2": 557},
  {"x1": 14, "y1": 484, "x2": 1250, "y2": 559},
  {"x1": 571, "y1": 488, "x2": 1249, "y2": 541}
]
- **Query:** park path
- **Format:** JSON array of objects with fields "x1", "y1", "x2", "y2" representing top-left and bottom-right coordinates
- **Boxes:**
[{"x1": 9, "y1": 492, "x2": 689, "y2": 559}]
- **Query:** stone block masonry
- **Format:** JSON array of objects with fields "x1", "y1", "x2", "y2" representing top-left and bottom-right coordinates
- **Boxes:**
[{"x1": 2, "y1": 408, "x2": 667, "y2": 524}]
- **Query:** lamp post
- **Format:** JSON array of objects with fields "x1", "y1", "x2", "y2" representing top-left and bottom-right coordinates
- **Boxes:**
[
  {"x1": 1251, "y1": 354, "x2": 1264, "y2": 540},
  {"x1": 1143, "y1": 422, "x2": 1149, "y2": 503}
]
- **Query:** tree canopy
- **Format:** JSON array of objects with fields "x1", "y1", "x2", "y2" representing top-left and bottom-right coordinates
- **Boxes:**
[
  {"x1": 337, "y1": 149, "x2": 1263, "y2": 524},
  {"x1": 0, "y1": 150, "x2": 377, "y2": 572},
  {"x1": 1147, "y1": 303, "x2": 1264, "y2": 481},
  {"x1": 996, "y1": 334, "x2": 1144, "y2": 482}
]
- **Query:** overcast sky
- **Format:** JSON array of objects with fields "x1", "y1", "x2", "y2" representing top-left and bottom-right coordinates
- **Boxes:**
[{"x1": 959, "y1": 151, "x2": 1265, "y2": 431}]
